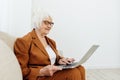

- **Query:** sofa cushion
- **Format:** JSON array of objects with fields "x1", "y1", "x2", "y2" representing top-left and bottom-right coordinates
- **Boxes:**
[{"x1": 0, "y1": 39, "x2": 22, "y2": 80}]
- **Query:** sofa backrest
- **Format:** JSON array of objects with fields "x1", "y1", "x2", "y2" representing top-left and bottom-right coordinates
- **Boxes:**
[{"x1": 0, "y1": 31, "x2": 16, "y2": 50}]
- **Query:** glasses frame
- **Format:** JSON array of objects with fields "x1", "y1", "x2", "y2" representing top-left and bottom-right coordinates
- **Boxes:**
[{"x1": 43, "y1": 20, "x2": 54, "y2": 26}]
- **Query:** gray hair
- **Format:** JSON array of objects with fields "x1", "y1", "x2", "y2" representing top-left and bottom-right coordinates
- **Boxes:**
[{"x1": 31, "y1": 9, "x2": 51, "y2": 28}]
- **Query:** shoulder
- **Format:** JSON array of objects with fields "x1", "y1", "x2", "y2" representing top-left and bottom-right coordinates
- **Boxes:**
[{"x1": 15, "y1": 31, "x2": 33, "y2": 47}]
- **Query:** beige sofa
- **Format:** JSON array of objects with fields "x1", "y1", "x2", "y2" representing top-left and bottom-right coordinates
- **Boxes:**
[{"x1": 0, "y1": 31, "x2": 22, "y2": 80}]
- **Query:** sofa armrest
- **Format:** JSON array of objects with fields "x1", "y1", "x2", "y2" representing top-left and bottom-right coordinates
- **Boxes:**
[{"x1": 0, "y1": 39, "x2": 22, "y2": 80}]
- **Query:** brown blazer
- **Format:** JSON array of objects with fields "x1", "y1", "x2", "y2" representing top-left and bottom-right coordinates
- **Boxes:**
[{"x1": 14, "y1": 29, "x2": 61, "y2": 80}]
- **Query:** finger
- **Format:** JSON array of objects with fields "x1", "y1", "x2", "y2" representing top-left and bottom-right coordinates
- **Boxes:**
[
  {"x1": 63, "y1": 59, "x2": 71, "y2": 64},
  {"x1": 67, "y1": 59, "x2": 74, "y2": 63},
  {"x1": 50, "y1": 66, "x2": 62, "y2": 74},
  {"x1": 66, "y1": 58, "x2": 74, "y2": 61},
  {"x1": 48, "y1": 65, "x2": 54, "y2": 76},
  {"x1": 59, "y1": 58, "x2": 71, "y2": 65},
  {"x1": 59, "y1": 59, "x2": 67, "y2": 64},
  {"x1": 66, "y1": 58, "x2": 75, "y2": 64},
  {"x1": 53, "y1": 66, "x2": 62, "y2": 70},
  {"x1": 50, "y1": 65, "x2": 62, "y2": 71},
  {"x1": 49, "y1": 70, "x2": 54, "y2": 76},
  {"x1": 61, "y1": 59, "x2": 69, "y2": 64}
]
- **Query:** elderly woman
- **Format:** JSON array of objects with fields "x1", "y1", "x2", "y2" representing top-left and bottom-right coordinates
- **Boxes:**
[{"x1": 14, "y1": 9, "x2": 85, "y2": 80}]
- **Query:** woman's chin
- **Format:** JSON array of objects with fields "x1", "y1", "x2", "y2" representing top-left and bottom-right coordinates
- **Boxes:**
[{"x1": 44, "y1": 32, "x2": 49, "y2": 35}]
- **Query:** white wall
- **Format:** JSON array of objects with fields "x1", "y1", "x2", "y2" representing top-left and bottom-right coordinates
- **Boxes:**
[
  {"x1": 0, "y1": 0, "x2": 32, "y2": 37},
  {"x1": 32, "y1": 0, "x2": 120, "y2": 69}
]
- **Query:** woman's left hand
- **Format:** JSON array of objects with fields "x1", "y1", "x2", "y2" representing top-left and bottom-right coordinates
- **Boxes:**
[{"x1": 58, "y1": 57, "x2": 75, "y2": 65}]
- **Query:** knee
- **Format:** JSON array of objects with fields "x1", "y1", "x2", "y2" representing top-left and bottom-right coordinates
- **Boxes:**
[
  {"x1": 66, "y1": 68, "x2": 82, "y2": 79},
  {"x1": 77, "y1": 65, "x2": 86, "y2": 80},
  {"x1": 77, "y1": 65, "x2": 85, "y2": 72}
]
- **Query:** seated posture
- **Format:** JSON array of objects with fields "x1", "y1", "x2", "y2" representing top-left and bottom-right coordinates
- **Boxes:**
[{"x1": 14, "y1": 10, "x2": 85, "y2": 80}]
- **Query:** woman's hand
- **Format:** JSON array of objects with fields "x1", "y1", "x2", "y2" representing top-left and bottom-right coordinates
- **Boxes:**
[
  {"x1": 39, "y1": 65, "x2": 62, "y2": 76},
  {"x1": 58, "y1": 57, "x2": 75, "y2": 65}
]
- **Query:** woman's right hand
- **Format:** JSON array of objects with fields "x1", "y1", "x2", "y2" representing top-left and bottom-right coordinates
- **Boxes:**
[{"x1": 39, "y1": 65, "x2": 62, "y2": 76}]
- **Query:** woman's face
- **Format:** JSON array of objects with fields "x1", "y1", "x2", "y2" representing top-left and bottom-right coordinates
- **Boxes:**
[{"x1": 38, "y1": 16, "x2": 54, "y2": 36}]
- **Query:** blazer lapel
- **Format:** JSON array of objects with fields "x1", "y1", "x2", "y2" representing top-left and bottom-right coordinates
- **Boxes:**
[
  {"x1": 31, "y1": 29, "x2": 49, "y2": 57},
  {"x1": 45, "y1": 37, "x2": 58, "y2": 55},
  {"x1": 45, "y1": 37, "x2": 61, "y2": 61}
]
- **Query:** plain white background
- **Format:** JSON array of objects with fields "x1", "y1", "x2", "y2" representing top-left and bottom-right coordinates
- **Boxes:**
[{"x1": 0, "y1": 0, "x2": 120, "y2": 69}]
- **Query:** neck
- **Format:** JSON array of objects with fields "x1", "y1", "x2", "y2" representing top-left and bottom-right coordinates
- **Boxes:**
[{"x1": 35, "y1": 28, "x2": 45, "y2": 38}]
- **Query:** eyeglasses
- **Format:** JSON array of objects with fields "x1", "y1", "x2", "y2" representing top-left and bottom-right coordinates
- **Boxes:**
[{"x1": 43, "y1": 20, "x2": 54, "y2": 26}]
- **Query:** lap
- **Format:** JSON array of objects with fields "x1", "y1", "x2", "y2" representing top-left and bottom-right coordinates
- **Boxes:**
[{"x1": 37, "y1": 65, "x2": 85, "y2": 80}]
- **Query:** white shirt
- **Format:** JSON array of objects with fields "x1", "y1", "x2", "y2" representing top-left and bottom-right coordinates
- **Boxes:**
[{"x1": 46, "y1": 45, "x2": 56, "y2": 64}]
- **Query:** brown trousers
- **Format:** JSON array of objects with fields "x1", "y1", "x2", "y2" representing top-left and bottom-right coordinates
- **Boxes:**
[{"x1": 37, "y1": 65, "x2": 85, "y2": 80}]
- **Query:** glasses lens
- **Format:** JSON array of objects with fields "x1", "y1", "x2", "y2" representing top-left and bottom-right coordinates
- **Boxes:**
[{"x1": 43, "y1": 21, "x2": 54, "y2": 26}]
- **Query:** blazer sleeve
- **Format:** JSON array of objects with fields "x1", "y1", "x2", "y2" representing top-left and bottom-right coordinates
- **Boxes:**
[{"x1": 14, "y1": 38, "x2": 43, "y2": 79}]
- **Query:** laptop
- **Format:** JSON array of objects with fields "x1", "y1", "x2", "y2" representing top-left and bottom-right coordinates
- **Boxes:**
[{"x1": 57, "y1": 45, "x2": 99, "y2": 69}]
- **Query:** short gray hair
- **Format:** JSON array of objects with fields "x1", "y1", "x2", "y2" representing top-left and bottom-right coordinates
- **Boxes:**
[{"x1": 32, "y1": 9, "x2": 51, "y2": 28}]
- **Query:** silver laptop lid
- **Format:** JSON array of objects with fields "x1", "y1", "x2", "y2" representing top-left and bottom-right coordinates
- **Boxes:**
[{"x1": 76, "y1": 45, "x2": 99, "y2": 66}]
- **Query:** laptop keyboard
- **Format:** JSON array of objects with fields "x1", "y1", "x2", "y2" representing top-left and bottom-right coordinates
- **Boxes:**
[{"x1": 58, "y1": 62, "x2": 78, "y2": 69}]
